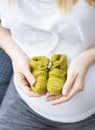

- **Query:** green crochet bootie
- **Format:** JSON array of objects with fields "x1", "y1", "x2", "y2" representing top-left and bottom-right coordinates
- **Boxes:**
[
  {"x1": 30, "y1": 56, "x2": 50, "y2": 94},
  {"x1": 47, "y1": 54, "x2": 67, "y2": 95}
]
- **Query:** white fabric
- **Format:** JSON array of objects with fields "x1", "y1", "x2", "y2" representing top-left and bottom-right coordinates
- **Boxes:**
[{"x1": 1, "y1": 0, "x2": 95, "y2": 123}]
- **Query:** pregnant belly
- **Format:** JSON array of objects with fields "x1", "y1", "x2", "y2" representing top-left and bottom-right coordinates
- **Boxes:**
[
  {"x1": 13, "y1": 24, "x2": 95, "y2": 122},
  {"x1": 14, "y1": 63, "x2": 95, "y2": 123}
]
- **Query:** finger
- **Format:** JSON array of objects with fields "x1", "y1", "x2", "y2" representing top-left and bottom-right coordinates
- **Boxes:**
[
  {"x1": 62, "y1": 72, "x2": 77, "y2": 96},
  {"x1": 64, "y1": 75, "x2": 84, "y2": 100},
  {"x1": 52, "y1": 72, "x2": 85, "y2": 105},
  {"x1": 16, "y1": 74, "x2": 41, "y2": 97},
  {"x1": 46, "y1": 95, "x2": 62, "y2": 101},
  {"x1": 73, "y1": 75, "x2": 84, "y2": 92},
  {"x1": 20, "y1": 85, "x2": 42, "y2": 97},
  {"x1": 52, "y1": 75, "x2": 84, "y2": 105},
  {"x1": 52, "y1": 87, "x2": 78, "y2": 105},
  {"x1": 24, "y1": 71, "x2": 36, "y2": 85}
]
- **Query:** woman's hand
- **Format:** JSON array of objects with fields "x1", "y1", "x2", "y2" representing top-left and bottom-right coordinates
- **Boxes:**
[
  {"x1": 12, "y1": 52, "x2": 45, "y2": 97},
  {"x1": 0, "y1": 25, "x2": 44, "y2": 97},
  {"x1": 46, "y1": 48, "x2": 95, "y2": 105}
]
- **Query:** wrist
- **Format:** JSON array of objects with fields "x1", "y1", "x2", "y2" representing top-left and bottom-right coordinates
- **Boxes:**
[
  {"x1": 81, "y1": 47, "x2": 95, "y2": 68},
  {"x1": 11, "y1": 47, "x2": 28, "y2": 62},
  {"x1": 7, "y1": 40, "x2": 28, "y2": 61}
]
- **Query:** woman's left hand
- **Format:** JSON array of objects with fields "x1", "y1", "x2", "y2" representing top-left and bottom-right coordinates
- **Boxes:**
[{"x1": 46, "y1": 49, "x2": 94, "y2": 105}]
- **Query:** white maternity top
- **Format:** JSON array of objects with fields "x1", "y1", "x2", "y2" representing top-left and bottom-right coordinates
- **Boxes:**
[{"x1": 0, "y1": 0, "x2": 95, "y2": 123}]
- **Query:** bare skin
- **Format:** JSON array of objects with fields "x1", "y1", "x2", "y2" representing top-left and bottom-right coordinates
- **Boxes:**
[
  {"x1": 0, "y1": 23, "x2": 44, "y2": 97},
  {"x1": 0, "y1": 23, "x2": 95, "y2": 104},
  {"x1": 46, "y1": 47, "x2": 95, "y2": 105}
]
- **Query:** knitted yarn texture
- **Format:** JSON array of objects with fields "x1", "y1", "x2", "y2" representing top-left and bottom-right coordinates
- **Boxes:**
[
  {"x1": 47, "y1": 54, "x2": 67, "y2": 95},
  {"x1": 30, "y1": 54, "x2": 67, "y2": 95},
  {"x1": 30, "y1": 56, "x2": 49, "y2": 94}
]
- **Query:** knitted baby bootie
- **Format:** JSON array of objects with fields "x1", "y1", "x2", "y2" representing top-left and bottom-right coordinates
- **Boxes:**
[
  {"x1": 47, "y1": 54, "x2": 67, "y2": 95},
  {"x1": 30, "y1": 56, "x2": 50, "y2": 94}
]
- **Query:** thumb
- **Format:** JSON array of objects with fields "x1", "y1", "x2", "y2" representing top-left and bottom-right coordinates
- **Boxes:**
[
  {"x1": 24, "y1": 71, "x2": 36, "y2": 85},
  {"x1": 62, "y1": 73, "x2": 77, "y2": 96}
]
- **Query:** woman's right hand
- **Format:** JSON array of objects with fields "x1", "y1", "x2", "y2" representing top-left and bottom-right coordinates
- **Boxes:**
[
  {"x1": 12, "y1": 52, "x2": 44, "y2": 97},
  {"x1": 0, "y1": 25, "x2": 44, "y2": 97}
]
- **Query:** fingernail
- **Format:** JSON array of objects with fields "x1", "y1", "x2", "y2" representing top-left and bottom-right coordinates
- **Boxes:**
[
  {"x1": 62, "y1": 89, "x2": 68, "y2": 95},
  {"x1": 30, "y1": 79, "x2": 35, "y2": 84}
]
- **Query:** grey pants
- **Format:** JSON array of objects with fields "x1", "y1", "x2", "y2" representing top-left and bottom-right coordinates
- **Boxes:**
[
  {"x1": 0, "y1": 79, "x2": 95, "y2": 130},
  {"x1": 0, "y1": 48, "x2": 13, "y2": 104}
]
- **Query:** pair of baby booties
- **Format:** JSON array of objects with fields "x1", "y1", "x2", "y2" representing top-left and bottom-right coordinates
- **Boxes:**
[{"x1": 30, "y1": 54, "x2": 67, "y2": 95}]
